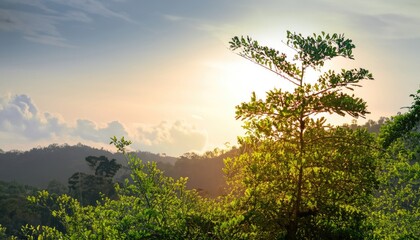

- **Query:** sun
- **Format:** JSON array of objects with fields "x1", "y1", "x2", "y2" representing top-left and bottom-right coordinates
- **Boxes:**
[{"x1": 227, "y1": 59, "x2": 299, "y2": 101}]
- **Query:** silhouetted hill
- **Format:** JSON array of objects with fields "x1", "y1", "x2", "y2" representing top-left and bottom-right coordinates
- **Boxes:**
[{"x1": 0, "y1": 143, "x2": 177, "y2": 189}]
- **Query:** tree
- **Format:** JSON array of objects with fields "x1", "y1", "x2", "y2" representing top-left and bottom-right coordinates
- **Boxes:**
[
  {"x1": 224, "y1": 31, "x2": 376, "y2": 239},
  {"x1": 85, "y1": 155, "x2": 122, "y2": 178},
  {"x1": 370, "y1": 89, "x2": 420, "y2": 239},
  {"x1": 68, "y1": 155, "x2": 122, "y2": 205},
  {"x1": 46, "y1": 180, "x2": 67, "y2": 196},
  {"x1": 0, "y1": 181, "x2": 38, "y2": 238},
  {"x1": 23, "y1": 137, "x2": 209, "y2": 239},
  {"x1": 378, "y1": 89, "x2": 420, "y2": 148}
]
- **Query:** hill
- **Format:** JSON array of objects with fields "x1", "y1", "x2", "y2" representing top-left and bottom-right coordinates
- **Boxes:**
[
  {"x1": 0, "y1": 143, "x2": 176, "y2": 189},
  {"x1": 0, "y1": 143, "x2": 230, "y2": 197}
]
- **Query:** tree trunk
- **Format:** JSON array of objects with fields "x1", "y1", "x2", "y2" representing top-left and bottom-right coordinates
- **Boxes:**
[{"x1": 286, "y1": 220, "x2": 298, "y2": 240}]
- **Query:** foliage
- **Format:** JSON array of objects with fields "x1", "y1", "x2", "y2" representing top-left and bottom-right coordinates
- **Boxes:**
[
  {"x1": 226, "y1": 31, "x2": 376, "y2": 239},
  {"x1": 46, "y1": 180, "x2": 67, "y2": 195},
  {"x1": 0, "y1": 224, "x2": 6, "y2": 239},
  {"x1": 0, "y1": 223, "x2": 17, "y2": 240},
  {"x1": 0, "y1": 181, "x2": 50, "y2": 238},
  {"x1": 379, "y1": 89, "x2": 420, "y2": 148},
  {"x1": 23, "y1": 137, "x2": 209, "y2": 239},
  {"x1": 110, "y1": 136, "x2": 132, "y2": 154},
  {"x1": 370, "y1": 90, "x2": 420, "y2": 239},
  {"x1": 68, "y1": 155, "x2": 121, "y2": 206}
]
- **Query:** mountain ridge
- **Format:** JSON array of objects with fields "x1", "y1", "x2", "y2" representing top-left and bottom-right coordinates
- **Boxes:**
[
  {"x1": 0, "y1": 143, "x2": 177, "y2": 188},
  {"x1": 0, "y1": 143, "x2": 229, "y2": 197}
]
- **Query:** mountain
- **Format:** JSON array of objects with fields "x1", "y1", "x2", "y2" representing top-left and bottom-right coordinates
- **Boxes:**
[
  {"x1": 0, "y1": 143, "x2": 176, "y2": 189},
  {"x1": 0, "y1": 143, "x2": 230, "y2": 197}
]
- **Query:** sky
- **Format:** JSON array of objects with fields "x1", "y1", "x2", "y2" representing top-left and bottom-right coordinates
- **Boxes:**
[{"x1": 0, "y1": 0, "x2": 419, "y2": 156}]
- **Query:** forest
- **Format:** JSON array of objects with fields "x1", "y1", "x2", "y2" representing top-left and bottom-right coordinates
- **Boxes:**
[{"x1": 1, "y1": 31, "x2": 419, "y2": 239}]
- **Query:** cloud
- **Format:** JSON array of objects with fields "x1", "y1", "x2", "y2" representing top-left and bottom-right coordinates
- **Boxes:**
[
  {"x1": 133, "y1": 121, "x2": 207, "y2": 156},
  {"x1": 0, "y1": 9, "x2": 71, "y2": 47},
  {"x1": 162, "y1": 13, "x2": 234, "y2": 40},
  {"x1": 49, "y1": 0, "x2": 131, "y2": 22},
  {"x1": 163, "y1": 14, "x2": 185, "y2": 22},
  {"x1": 61, "y1": 11, "x2": 92, "y2": 23},
  {"x1": 0, "y1": 0, "x2": 132, "y2": 46},
  {"x1": 0, "y1": 94, "x2": 207, "y2": 156},
  {"x1": 73, "y1": 120, "x2": 128, "y2": 143},
  {"x1": 0, "y1": 94, "x2": 67, "y2": 139}
]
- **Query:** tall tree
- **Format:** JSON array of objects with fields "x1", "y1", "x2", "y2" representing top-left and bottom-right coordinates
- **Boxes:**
[
  {"x1": 85, "y1": 155, "x2": 122, "y2": 178},
  {"x1": 68, "y1": 156, "x2": 121, "y2": 205},
  {"x1": 224, "y1": 31, "x2": 376, "y2": 239}
]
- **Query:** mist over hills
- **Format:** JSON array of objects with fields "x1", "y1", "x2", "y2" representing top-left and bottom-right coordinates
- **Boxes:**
[
  {"x1": 0, "y1": 117, "x2": 390, "y2": 190},
  {"x1": 0, "y1": 117, "x2": 391, "y2": 199},
  {"x1": 0, "y1": 143, "x2": 175, "y2": 187},
  {"x1": 0, "y1": 143, "x2": 228, "y2": 197}
]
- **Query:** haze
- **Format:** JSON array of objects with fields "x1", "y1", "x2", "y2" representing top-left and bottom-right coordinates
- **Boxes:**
[{"x1": 1, "y1": 0, "x2": 419, "y2": 156}]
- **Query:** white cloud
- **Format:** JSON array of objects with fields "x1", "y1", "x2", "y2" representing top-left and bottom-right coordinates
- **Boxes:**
[
  {"x1": 0, "y1": 94, "x2": 207, "y2": 156},
  {"x1": 133, "y1": 120, "x2": 207, "y2": 156},
  {"x1": 73, "y1": 120, "x2": 128, "y2": 143},
  {"x1": 0, "y1": 94, "x2": 67, "y2": 139}
]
